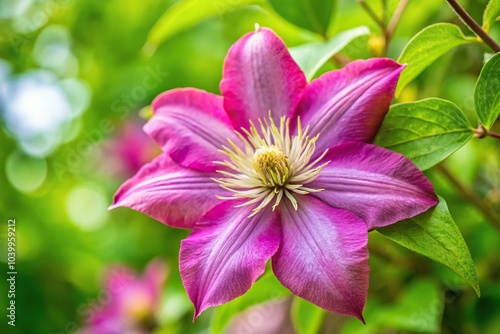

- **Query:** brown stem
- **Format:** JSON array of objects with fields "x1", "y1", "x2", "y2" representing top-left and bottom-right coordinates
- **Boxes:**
[
  {"x1": 474, "y1": 124, "x2": 500, "y2": 140},
  {"x1": 386, "y1": 0, "x2": 410, "y2": 41},
  {"x1": 358, "y1": 0, "x2": 410, "y2": 56},
  {"x1": 436, "y1": 164, "x2": 500, "y2": 230},
  {"x1": 488, "y1": 131, "x2": 500, "y2": 139},
  {"x1": 446, "y1": 0, "x2": 500, "y2": 53},
  {"x1": 331, "y1": 54, "x2": 351, "y2": 67},
  {"x1": 381, "y1": 0, "x2": 387, "y2": 23},
  {"x1": 358, "y1": 0, "x2": 386, "y2": 29}
]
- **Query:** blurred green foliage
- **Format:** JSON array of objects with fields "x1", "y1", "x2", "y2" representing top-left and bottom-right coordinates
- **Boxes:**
[{"x1": 0, "y1": 0, "x2": 499, "y2": 333}]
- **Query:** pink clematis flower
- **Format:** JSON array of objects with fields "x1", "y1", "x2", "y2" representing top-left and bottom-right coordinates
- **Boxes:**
[
  {"x1": 110, "y1": 119, "x2": 159, "y2": 176},
  {"x1": 79, "y1": 259, "x2": 167, "y2": 334},
  {"x1": 111, "y1": 27, "x2": 438, "y2": 321},
  {"x1": 94, "y1": 118, "x2": 161, "y2": 179}
]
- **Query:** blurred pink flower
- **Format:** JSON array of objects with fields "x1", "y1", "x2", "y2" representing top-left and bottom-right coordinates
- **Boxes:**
[
  {"x1": 103, "y1": 118, "x2": 160, "y2": 177},
  {"x1": 227, "y1": 298, "x2": 295, "y2": 334},
  {"x1": 79, "y1": 259, "x2": 167, "y2": 334},
  {"x1": 111, "y1": 27, "x2": 438, "y2": 321}
]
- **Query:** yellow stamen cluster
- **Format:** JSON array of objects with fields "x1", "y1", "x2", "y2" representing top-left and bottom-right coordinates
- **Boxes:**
[
  {"x1": 252, "y1": 145, "x2": 290, "y2": 187},
  {"x1": 213, "y1": 115, "x2": 329, "y2": 216}
]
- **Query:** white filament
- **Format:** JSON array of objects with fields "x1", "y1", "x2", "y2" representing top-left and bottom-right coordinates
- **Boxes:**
[{"x1": 213, "y1": 116, "x2": 329, "y2": 217}]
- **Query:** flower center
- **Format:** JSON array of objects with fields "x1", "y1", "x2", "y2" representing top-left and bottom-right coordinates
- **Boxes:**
[
  {"x1": 213, "y1": 116, "x2": 329, "y2": 217},
  {"x1": 252, "y1": 145, "x2": 290, "y2": 186}
]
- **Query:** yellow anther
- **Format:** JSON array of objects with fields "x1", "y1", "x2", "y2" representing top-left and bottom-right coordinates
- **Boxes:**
[
  {"x1": 214, "y1": 115, "x2": 329, "y2": 217},
  {"x1": 252, "y1": 145, "x2": 290, "y2": 187}
]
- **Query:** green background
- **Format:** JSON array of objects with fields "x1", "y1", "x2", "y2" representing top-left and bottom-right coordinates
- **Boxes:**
[{"x1": 1, "y1": 0, "x2": 499, "y2": 333}]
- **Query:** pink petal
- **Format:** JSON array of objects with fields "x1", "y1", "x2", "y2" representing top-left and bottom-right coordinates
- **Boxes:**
[
  {"x1": 146, "y1": 88, "x2": 237, "y2": 172},
  {"x1": 292, "y1": 58, "x2": 404, "y2": 154},
  {"x1": 220, "y1": 27, "x2": 307, "y2": 129},
  {"x1": 309, "y1": 142, "x2": 439, "y2": 230},
  {"x1": 104, "y1": 266, "x2": 135, "y2": 297},
  {"x1": 273, "y1": 195, "x2": 369, "y2": 321},
  {"x1": 110, "y1": 154, "x2": 226, "y2": 229},
  {"x1": 143, "y1": 259, "x2": 168, "y2": 302},
  {"x1": 179, "y1": 200, "x2": 281, "y2": 318}
]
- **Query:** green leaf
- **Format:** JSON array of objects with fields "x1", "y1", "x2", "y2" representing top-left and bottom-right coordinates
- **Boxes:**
[
  {"x1": 385, "y1": 280, "x2": 443, "y2": 333},
  {"x1": 396, "y1": 23, "x2": 477, "y2": 96},
  {"x1": 268, "y1": 0, "x2": 336, "y2": 35},
  {"x1": 289, "y1": 26, "x2": 369, "y2": 81},
  {"x1": 340, "y1": 279, "x2": 442, "y2": 334},
  {"x1": 209, "y1": 272, "x2": 291, "y2": 334},
  {"x1": 144, "y1": 0, "x2": 263, "y2": 55},
  {"x1": 374, "y1": 98, "x2": 474, "y2": 171},
  {"x1": 377, "y1": 196, "x2": 480, "y2": 297},
  {"x1": 474, "y1": 52, "x2": 500, "y2": 129},
  {"x1": 291, "y1": 298, "x2": 326, "y2": 334},
  {"x1": 483, "y1": 0, "x2": 500, "y2": 33}
]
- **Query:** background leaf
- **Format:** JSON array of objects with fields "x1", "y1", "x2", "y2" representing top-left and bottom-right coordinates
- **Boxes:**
[
  {"x1": 383, "y1": 280, "x2": 443, "y2": 333},
  {"x1": 377, "y1": 196, "x2": 480, "y2": 296},
  {"x1": 474, "y1": 52, "x2": 500, "y2": 129},
  {"x1": 375, "y1": 98, "x2": 474, "y2": 171},
  {"x1": 144, "y1": 0, "x2": 263, "y2": 55},
  {"x1": 268, "y1": 0, "x2": 336, "y2": 35},
  {"x1": 0, "y1": 1, "x2": 494, "y2": 333},
  {"x1": 291, "y1": 298, "x2": 326, "y2": 334},
  {"x1": 340, "y1": 279, "x2": 443, "y2": 334},
  {"x1": 483, "y1": 0, "x2": 500, "y2": 33},
  {"x1": 209, "y1": 272, "x2": 290, "y2": 334},
  {"x1": 289, "y1": 26, "x2": 369, "y2": 81},
  {"x1": 396, "y1": 23, "x2": 477, "y2": 96}
]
